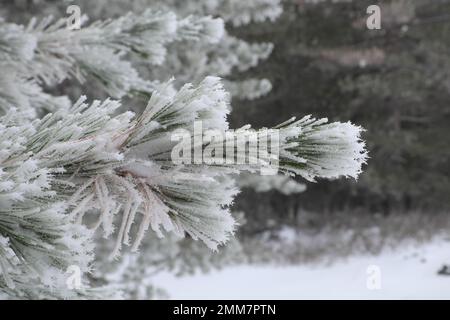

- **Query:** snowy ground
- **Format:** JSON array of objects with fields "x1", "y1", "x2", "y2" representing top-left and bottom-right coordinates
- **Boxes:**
[{"x1": 153, "y1": 239, "x2": 450, "y2": 299}]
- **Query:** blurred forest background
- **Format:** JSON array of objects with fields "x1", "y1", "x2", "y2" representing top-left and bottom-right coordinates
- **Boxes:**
[{"x1": 1, "y1": 0, "x2": 449, "y2": 274}]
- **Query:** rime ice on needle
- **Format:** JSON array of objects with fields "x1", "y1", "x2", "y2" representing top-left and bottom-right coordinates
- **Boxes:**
[{"x1": 0, "y1": 3, "x2": 367, "y2": 299}]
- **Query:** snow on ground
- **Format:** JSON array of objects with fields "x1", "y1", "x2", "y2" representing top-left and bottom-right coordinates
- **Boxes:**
[{"x1": 153, "y1": 239, "x2": 450, "y2": 299}]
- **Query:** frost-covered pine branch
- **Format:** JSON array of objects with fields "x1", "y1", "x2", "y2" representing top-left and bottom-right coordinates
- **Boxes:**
[
  {"x1": 0, "y1": 110, "x2": 96, "y2": 299},
  {"x1": 0, "y1": 3, "x2": 367, "y2": 299},
  {"x1": 1, "y1": 76, "x2": 366, "y2": 298},
  {"x1": 0, "y1": 10, "x2": 224, "y2": 115},
  {"x1": 1, "y1": 0, "x2": 279, "y2": 103}
]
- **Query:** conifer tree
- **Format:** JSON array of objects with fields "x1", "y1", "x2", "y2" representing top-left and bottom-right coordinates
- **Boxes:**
[{"x1": 0, "y1": 1, "x2": 367, "y2": 298}]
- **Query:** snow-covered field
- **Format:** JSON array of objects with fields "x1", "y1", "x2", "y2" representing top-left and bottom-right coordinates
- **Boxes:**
[{"x1": 153, "y1": 239, "x2": 450, "y2": 299}]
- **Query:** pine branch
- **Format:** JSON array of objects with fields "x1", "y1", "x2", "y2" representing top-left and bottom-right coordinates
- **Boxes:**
[{"x1": 0, "y1": 10, "x2": 225, "y2": 114}]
